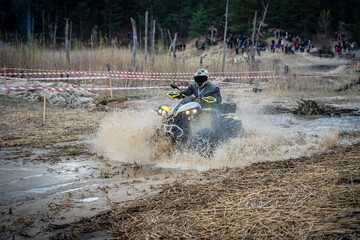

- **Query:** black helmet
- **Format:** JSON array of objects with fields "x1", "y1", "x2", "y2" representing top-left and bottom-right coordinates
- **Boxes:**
[{"x1": 194, "y1": 68, "x2": 209, "y2": 88}]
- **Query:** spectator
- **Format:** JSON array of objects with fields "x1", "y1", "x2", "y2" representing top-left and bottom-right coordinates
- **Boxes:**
[{"x1": 206, "y1": 36, "x2": 211, "y2": 46}]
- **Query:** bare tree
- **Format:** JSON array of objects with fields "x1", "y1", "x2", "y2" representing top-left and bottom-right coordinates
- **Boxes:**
[
  {"x1": 65, "y1": 19, "x2": 71, "y2": 71},
  {"x1": 251, "y1": 1, "x2": 268, "y2": 71},
  {"x1": 168, "y1": 32, "x2": 178, "y2": 60},
  {"x1": 48, "y1": 15, "x2": 58, "y2": 52},
  {"x1": 255, "y1": 2, "x2": 269, "y2": 49},
  {"x1": 145, "y1": 11, "x2": 148, "y2": 62},
  {"x1": 250, "y1": 11, "x2": 257, "y2": 71},
  {"x1": 42, "y1": 10, "x2": 45, "y2": 45},
  {"x1": 130, "y1": 17, "x2": 138, "y2": 71},
  {"x1": 222, "y1": 0, "x2": 229, "y2": 73},
  {"x1": 27, "y1": 0, "x2": 31, "y2": 44},
  {"x1": 151, "y1": 20, "x2": 156, "y2": 71},
  {"x1": 157, "y1": 24, "x2": 164, "y2": 41},
  {"x1": 167, "y1": 29, "x2": 173, "y2": 45},
  {"x1": 318, "y1": 9, "x2": 331, "y2": 37}
]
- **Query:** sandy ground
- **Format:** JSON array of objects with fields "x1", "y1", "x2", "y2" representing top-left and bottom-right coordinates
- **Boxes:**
[{"x1": 0, "y1": 85, "x2": 359, "y2": 239}]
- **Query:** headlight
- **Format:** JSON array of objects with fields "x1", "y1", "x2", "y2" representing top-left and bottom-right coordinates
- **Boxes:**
[{"x1": 184, "y1": 108, "x2": 199, "y2": 116}]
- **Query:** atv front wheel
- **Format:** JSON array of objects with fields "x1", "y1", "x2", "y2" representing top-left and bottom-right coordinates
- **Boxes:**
[{"x1": 191, "y1": 128, "x2": 216, "y2": 158}]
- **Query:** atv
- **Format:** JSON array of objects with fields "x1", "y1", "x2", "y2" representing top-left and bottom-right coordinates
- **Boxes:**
[{"x1": 155, "y1": 84, "x2": 243, "y2": 156}]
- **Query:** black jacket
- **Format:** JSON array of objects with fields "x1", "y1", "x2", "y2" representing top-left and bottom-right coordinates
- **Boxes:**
[{"x1": 180, "y1": 82, "x2": 222, "y2": 107}]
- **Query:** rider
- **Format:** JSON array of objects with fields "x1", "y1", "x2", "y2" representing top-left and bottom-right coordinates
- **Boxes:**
[{"x1": 179, "y1": 68, "x2": 222, "y2": 107}]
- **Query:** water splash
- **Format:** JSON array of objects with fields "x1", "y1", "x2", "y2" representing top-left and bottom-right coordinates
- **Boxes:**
[{"x1": 92, "y1": 108, "x2": 346, "y2": 171}]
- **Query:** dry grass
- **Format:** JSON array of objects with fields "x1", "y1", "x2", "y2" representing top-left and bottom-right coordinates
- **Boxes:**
[
  {"x1": 0, "y1": 42, "x2": 176, "y2": 73},
  {"x1": 0, "y1": 97, "x2": 104, "y2": 147},
  {"x1": 0, "y1": 41, "x2": 257, "y2": 73},
  {"x1": 85, "y1": 142, "x2": 360, "y2": 239},
  {"x1": 1, "y1": 41, "x2": 358, "y2": 95}
]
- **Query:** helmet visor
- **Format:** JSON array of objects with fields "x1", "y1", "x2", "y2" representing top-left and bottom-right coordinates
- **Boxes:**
[{"x1": 194, "y1": 76, "x2": 208, "y2": 86}]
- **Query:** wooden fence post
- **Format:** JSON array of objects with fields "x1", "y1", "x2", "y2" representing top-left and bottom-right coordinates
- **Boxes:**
[
  {"x1": 4, "y1": 66, "x2": 6, "y2": 98},
  {"x1": 284, "y1": 65, "x2": 289, "y2": 75},
  {"x1": 43, "y1": 85, "x2": 46, "y2": 125},
  {"x1": 26, "y1": 66, "x2": 29, "y2": 92},
  {"x1": 107, "y1": 64, "x2": 113, "y2": 98}
]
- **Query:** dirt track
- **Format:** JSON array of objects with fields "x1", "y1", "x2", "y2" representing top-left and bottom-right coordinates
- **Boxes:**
[{"x1": 0, "y1": 94, "x2": 359, "y2": 239}]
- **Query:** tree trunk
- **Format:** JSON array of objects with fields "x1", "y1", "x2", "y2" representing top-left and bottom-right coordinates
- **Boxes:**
[
  {"x1": 157, "y1": 24, "x2": 164, "y2": 51},
  {"x1": 139, "y1": 27, "x2": 142, "y2": 50},
  {"x1": 210, "y1": 28, "x2": 214, "y2": 46},
  {"x1": 250, "y1": 11, "x2": 257, "y2": 71},
  {"x1": 151, "y1": 19, "x2": 156, "y2": 71},
  {"x1": 27, "y1": 0, "x2": 31, "y2": 44},
  {"x1": 167, "y1": 29, "x2": 172, "y2": 45},
  {"x1": 145, "y1": 11, "x2": 148, "y2": 62},
  {"x1": 48, "y1": 15, "x2": 58, "y2": 53},
  {"x1": 158, "y1": 24, "x2": 163, "y2": 40},
  {"x1": 31, "y1": 16, "x2": 34, "y2": 38},
  {"x1": 90, "y1": 34, "x2": 93, "y2": 49},
  {"x1": 65, "y1": 19, "x2": 71, "y2": 71},
  {"x1": 254, "y1": 3, "x2": 269, "y2": 62},
  {"x1": 168, "y1": 32, "x2": 178, "y2": 60},
  {"x1": 70, "y1": 20, "x2": 72, "y2": 52},
  {"x1": 222, "y1": 0, "x2": 229, "y2": 74},
  {"x1": 130, "y1": 17, "x2": 138, "y2": 71},
  {"x1": 42, "y1": 10, "x2": 45, "y2": 45}
]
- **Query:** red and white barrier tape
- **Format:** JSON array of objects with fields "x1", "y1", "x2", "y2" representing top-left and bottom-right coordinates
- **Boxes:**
[
  {"x1": 1, "y1": 84, "x2": 245, "y2": 92},
  {"x1": 1, "y1": 71, "x2": 89, "y2": 76},
  {"x1": 1, "y1": 69, "x2": 276, "y2": 77},
  {"x1": 1, "y1": 86, "x2": 173, "y2": 91},
  {"x1": 210, "y1": 75, "x2": 279, "y2": 79},
  {"x1": 111, "y1": 77, "x2": 193, "y2": 82},
  {"x1": 297, "y1": 75, "x2": 340, "y2": 78},
  {"x1": 2, "y1": 76, "x2": 109, "y2": 81},
  {"x1": 212, "y1": 70, "x2": 275, "y2": 74},
  {"x1": 0, "y1": 67, "x2": 61, "y2": 72},
  {"x1": 0, "y1": 72, "x2": 279, "y2": 79}
]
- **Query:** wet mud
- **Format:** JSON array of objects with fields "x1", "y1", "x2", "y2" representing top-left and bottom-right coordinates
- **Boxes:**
[{"x1": 0, "y1": 92, "x2": 359, "y2": 239}]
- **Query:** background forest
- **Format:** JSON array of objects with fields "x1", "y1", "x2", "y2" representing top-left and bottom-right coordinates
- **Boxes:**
[{"x1": 0, "y1": 0, "x2": 359, "y2": 46}]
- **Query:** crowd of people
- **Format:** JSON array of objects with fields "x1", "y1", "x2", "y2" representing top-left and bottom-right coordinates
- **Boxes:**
[
  {"x1": 196, "y1": 33, "x2": 267, "y2": 56},
  {"x1": 334, "y1": 40, "x2": 357, "y2": 56},
  {"x1": 269, "y1": 30, "x2": 314, "y2": 54},
  {"x1": 194, "y1": 28, "x2": 358, "y2": 58}
]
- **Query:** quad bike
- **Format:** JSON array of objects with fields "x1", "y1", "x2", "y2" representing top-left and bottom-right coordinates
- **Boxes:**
[{"x1": 155, "y1": 84, "x2": 243, "y2": 156}]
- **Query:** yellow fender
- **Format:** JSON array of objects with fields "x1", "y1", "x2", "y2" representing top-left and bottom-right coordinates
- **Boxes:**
[
  {"x1": 161, "y1": 106, "x2": 172, "y2": 113},
  {"x1": 201, "y1": 96, "x2": 217, "y2": 103},
  {"x1": 167, "y1": 91, "x2": 180, "y2": 98},
  {"x1": 224, "y1": 115, "x2": 239, "y2": 119},
  {"x1": 167, "y1": 91, "x2": 186, "y2": 98}
]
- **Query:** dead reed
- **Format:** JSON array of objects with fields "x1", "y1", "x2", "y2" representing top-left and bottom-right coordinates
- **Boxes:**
[
  {"x1": 0, "y1": 97, "x2": 104, "y2": 147},
  {"x1": 91, "y1": 142, "x2": 360, "y2": 239}
]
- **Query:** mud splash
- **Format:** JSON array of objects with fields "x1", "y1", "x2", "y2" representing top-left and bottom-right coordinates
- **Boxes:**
[
  {"x1": 92, "y1": 108, "x2": 356, "y2": 171},
  {"x1": 92, "y1": 110, "x2": 161, "y2": 164}
]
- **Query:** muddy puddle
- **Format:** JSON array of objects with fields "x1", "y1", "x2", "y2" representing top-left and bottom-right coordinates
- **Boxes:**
[
  {"x1": 0, "y1": 95, "x2": 359, "y2": 236},
  {"x1": 0, "y1": 142, "x2": 178, "y2": 205}
]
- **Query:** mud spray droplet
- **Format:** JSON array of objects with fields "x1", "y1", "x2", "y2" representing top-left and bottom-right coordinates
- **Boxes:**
[{"x1": 92, "y1": 109, "x2": 342, "y2": 171}]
